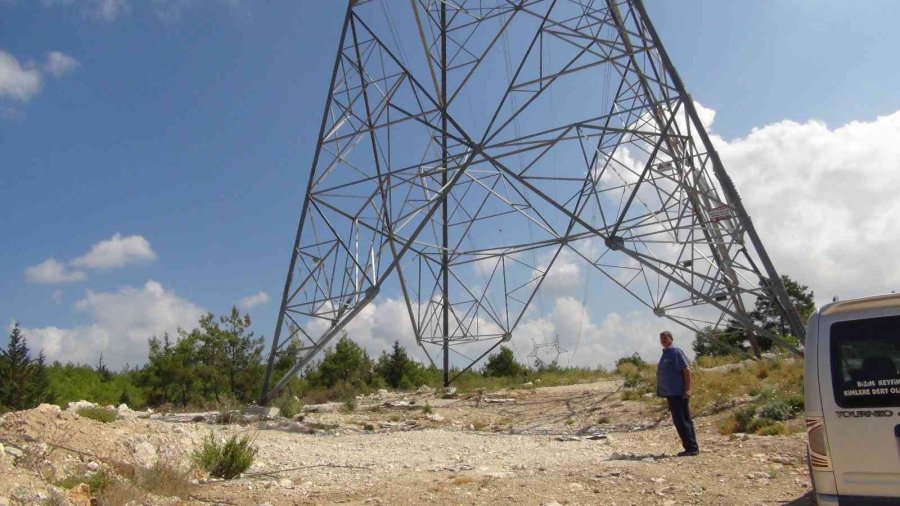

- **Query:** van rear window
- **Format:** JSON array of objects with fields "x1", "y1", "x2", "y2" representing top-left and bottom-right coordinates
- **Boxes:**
[{"x1": 830, "y1": 315, "x2": 900, "y2": 408}]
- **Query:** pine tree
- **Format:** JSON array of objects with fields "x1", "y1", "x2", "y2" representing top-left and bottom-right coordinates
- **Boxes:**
[
  {"x1": 0, "y1": 323, "x2": 50, "y2": 410},
  {"x1": 96, "y1": 353, "x2": 112, "y2": 383}
]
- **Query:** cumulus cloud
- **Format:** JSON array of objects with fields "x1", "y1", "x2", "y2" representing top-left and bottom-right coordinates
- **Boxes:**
[
  {"x1": 0, "y1": 50, "x2": 42, "y2": 102},
  {"x1": 44, "y1": 51, "x2": 80, "y2": 77},
  {"x1": 238, "y1": 291, "x2": 269, "y2": 310},
  {"x1": 296, "y1": 107, "x2": 900, "y2": 368},
  {"x1": 304, "y1": 297, "x2": 420, "y2": 362},
  {"x1": 71, "y1": 233, "x2": 158, "y2": 270},
  {"x1": 22, "y1": 281, "x2": 205, "y2": 368},
  {"x1": 508, "y1": 297, "x2": 664, "y2": 368},
  {"x1": 0, "y1": 49, "x2": 79, "y2": 111},
  {"x1": 24, "y1": 259, "x2": 86, "y2": 284},
  {"x1": 712, "y1": 110, "x2": 900, "y2": 304}
]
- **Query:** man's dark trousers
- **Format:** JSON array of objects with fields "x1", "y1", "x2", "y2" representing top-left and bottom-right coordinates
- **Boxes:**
[{"x1": 666, "y1": 396, "x2": 698, "y2": 452}]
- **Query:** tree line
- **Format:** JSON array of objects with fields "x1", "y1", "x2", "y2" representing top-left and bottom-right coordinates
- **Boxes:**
[
  {"x1": 0, "y1": 308, "x2": 541, "y2": 413},
  {"x1": 1, "y1": 275, "x2": 813, "y2": 412}
]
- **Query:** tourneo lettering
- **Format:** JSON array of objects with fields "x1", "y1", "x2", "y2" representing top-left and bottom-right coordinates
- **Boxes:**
[{"x1": 834, "y1": 410, "x2": 895, "y2": 418}]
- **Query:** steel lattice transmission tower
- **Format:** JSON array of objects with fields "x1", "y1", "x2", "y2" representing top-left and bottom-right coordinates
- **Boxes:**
[{"x1": 260, "y1": 0, "x2": 805, "y2": 403}]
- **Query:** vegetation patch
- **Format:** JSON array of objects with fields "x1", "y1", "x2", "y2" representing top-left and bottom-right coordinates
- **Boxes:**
[
  {"x1": 76, "y1": 406, "x2": 118, "y2": 423},
  {"x1": 193, "y1": 432, "x2": 258, "y2": 479}
]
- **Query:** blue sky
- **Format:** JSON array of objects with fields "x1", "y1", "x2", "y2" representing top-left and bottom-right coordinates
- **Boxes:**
[{"x1": 3, "y1": 0, "x2": 900, "y2": 369}]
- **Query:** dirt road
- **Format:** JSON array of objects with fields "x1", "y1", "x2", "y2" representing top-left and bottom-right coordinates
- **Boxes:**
[{"x1": 0, "y1": 380, "x2": 813, "y2": 505}]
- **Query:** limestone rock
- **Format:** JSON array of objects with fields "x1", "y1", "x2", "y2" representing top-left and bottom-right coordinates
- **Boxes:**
[
  {"x1": 66, "y1": 400, "x2": 97, "y2": 412},
  {"x1": 67, "y1": 483, "x2": 92, "y2": 506}
]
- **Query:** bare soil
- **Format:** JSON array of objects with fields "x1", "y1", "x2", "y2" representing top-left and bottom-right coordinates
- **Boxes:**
[{"x1": 0, "y1": 380, "x2": 814, "y2": 505}]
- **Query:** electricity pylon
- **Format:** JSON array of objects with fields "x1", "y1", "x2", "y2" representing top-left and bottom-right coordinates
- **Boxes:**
[{"x1": 260, "y1": 0, "x2": 804, "y2": 404}]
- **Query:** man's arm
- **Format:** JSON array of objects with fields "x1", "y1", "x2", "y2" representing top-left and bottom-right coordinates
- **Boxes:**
[{"x1": 683, "y1": 367, "x2": 692, "y2": 398}]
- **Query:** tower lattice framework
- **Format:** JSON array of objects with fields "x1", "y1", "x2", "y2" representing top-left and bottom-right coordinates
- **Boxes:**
[{"x1": 260, "y1": 0, "x2": 805, "y2": 403}]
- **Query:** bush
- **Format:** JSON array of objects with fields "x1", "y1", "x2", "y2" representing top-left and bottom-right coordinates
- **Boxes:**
[
  {"x1": 193, "y1": 433, "x2": 257, "y2": 479},
  {"x1": 56, "y1": 469, "x2": 112, "y2": 494},
  {"x1": 615, "y1": 352, "x2": 646, "y2": 370},
  {"x1": 272, "y1": 394, "x2": 302, "y2": 418},
  {"x1": 483, "y1": 347, "x2": 524, "y2": 378},
  {"x1": 372, "y1": 341, "x2": 433, "y2": 390},
  {"x1": 759, "y1": 399, "x2": 799, "y2": 422},
  {"x1": 76, "y1": 406, "x2": 118, "y2": 423},
  {"x1": 307, "y1": 335, "x2": 373, "y2": 388}
]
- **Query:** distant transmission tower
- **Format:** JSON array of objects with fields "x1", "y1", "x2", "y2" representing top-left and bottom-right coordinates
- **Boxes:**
[{"x1": 260, "y1": 0, "x2": 805, "y2": 403}]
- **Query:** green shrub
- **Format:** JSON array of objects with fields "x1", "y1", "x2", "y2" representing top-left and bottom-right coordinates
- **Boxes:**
[
  {"x1": 76, "y1": 406, "x2": 118, "y2": 423},
  {"x1": 272, "y1": 394, "x2": 302, "y2": 419},
  {"x1": 759, "y1": 399, "x2": 793, "y2": 421},
  {"x1": 307, "y1": 335, "x2": 373, "y2": 388},
  {"x1": 193, "y1": 433, "x2": 257, "y2": 479},
  {"x1": 483, "y1": 347, "x2": 524, "y2": 378},
  {"x1": 615, "y1": 352, "x2": 646, "y2": 370},
  {"x1": 56, "y1": 469, "x2": 112, "y2": 494},
  {"x1": 785, "y1": 393, "x2": 804, "y2": 413},
  {"x1": 623, "y1": 371, "x2": 645, "y2": 389},
  {"x1": 733, "y1": 405, "x2": 756, "y2": 432}
]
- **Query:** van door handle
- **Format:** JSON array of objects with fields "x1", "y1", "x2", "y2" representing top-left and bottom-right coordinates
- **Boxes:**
[{"x1": 895, "y1": 424, "x2": 900, "y2": 438}]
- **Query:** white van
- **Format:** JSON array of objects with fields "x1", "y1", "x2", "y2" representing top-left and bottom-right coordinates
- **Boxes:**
[{"x1": 805, "y1": 293, "x2": 900, "y2": 505}]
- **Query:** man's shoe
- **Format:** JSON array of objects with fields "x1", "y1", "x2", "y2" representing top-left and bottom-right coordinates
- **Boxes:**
[{"x1": 676, "y1": 450, "x2": 700, "y2": 457}]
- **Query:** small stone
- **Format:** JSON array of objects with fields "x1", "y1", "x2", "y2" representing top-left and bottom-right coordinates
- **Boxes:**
[
  {"x1": 279, "y1": 478, "x2": 294, "y2": 489},
  {"x1": 568, "y1": 483, "x2": 584, "y2": 491},
  {"x1": 86, "y1": 461, "x2": 100, "y2": 471},
  {"x1": 66, "y1": 400, "x2": 97, "y2": 411},
  {"x1": 427, "y1": 414, "x2": 445, "y2": 422}
]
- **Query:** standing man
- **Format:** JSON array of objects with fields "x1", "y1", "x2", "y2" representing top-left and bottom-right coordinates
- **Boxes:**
[{"x1": 656, "y1": 330, "x2": 699, "y2": 456}]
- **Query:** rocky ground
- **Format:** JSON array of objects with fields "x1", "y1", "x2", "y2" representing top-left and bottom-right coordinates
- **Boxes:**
[{"x1": 0, "y1": 379, "x2": 814, "y2": 505}]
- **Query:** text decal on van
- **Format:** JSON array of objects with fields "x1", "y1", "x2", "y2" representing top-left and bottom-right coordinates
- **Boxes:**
[
  {"x1": 834, "y1": 410, "x2": 896, "y2": 418},
  {"x1": 830, "y1": 315, "x2": 900, "y2": 409}
]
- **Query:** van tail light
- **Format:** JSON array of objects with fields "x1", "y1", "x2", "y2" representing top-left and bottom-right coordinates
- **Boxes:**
[{"x1": 807, "y1": 417, "x2": 832, "y2": 470}]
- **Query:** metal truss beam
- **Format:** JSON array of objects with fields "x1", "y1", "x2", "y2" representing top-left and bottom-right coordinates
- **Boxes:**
[{"x1": 260, "y1": 0, "x2": 804, "y2": 404}]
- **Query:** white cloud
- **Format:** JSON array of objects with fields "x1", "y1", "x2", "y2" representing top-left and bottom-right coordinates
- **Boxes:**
[
  {"x1": 0, "y1": 49, "x2": 78, "y2": 113},
  {"x1": 44, "y1": 51, "x2": 80, "y2": 77},
  {"x1": 71, "y1": 233, "x2": 158, "y2": 270},
  {"x1": 39, "y1": 0, "x2": 128, "y2": 21},
  {"x1": 305, "y1": 297, "x2": 421, "y2": 362},
  {"x1": 51, "y1": 289, "x2": 65, "y2": 302},
  {"x1": 0, "y1": 50, "x2": 42, "y2": 102},
  {"x1": 93, "y1": 0, "x2": 127, "y2": 20},
  {"x1": 712, "y1": 110, "x2": 900, "y2": 305},
  {"x1": 22, "y1": 281, "x2": 205, "y2": 368},
  {"x1": 238, "y1": 291, "x2": 269, "y2": 310},
  {"x1": 25, "y1": 258, "x2": 86, "y2": 284},
  {"x1": 510, "y1": 297, "x2": 664, "y2": 369}
]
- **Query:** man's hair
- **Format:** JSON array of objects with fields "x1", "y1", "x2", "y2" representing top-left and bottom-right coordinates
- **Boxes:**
[{"x1": 660, "y1": 330, "x2": 673, "y2": 339}]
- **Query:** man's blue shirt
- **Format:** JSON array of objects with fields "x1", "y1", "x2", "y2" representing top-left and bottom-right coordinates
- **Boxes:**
[{"x1": 656, "y1": 346, "x2": 689, "y2": 397}]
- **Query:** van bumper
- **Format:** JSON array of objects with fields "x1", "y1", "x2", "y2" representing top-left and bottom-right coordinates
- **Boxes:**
[{"x1": 817, "y1": 493, "x2": 900, "y2": 505}]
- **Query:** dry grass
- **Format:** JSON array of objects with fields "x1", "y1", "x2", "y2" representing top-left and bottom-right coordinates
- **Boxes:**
[
  {"x1": 611, "y1": 353, "x2": 805, "y2": 436},
  {"x1": 133, "y1": 461, "x2": 195, "y2": 499},
  {"x1": 691, "y1": 355, "x2": 803, "y2": 417},
  {"x1": 97, "y1": 478, "x2": 145, "y2": 505}
]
